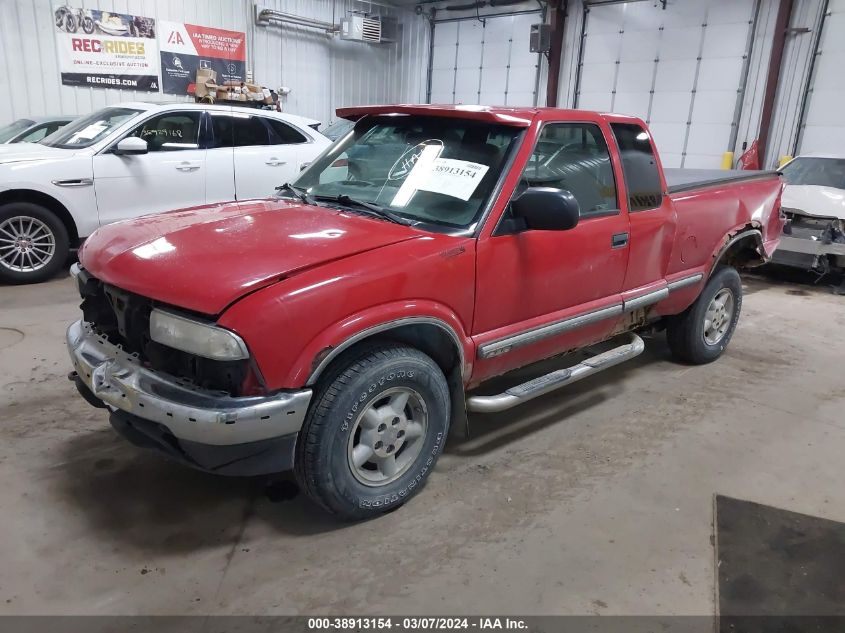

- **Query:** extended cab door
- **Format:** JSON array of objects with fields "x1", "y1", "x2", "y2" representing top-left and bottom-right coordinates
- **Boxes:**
[
  {"x1": 92, "y1": 110, "x2": 206, "y2": 226},
  {"x1": 472, "y1": 121, "x2": 630, "y2": 382},
  {"x1": 608, "y1": 121, "x2": 677, "y2": 295}
]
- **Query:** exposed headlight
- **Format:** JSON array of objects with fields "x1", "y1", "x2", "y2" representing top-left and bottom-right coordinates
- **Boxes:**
[{"x1": 149, "y1": 309, "x2": 249, "y2": 361}]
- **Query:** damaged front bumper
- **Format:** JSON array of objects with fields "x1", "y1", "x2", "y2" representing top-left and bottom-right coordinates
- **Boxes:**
[
  {"x1": 771, "y1": 211, "x2": 845, "y2": 272},
  {"x1": 66, "y1": 320, "x2": 312, "y2": 475}
]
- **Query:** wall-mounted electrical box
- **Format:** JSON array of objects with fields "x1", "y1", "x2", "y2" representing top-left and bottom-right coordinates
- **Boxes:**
[{"x1": 530, "y1": 23, "x2": 551, "y2": 53}]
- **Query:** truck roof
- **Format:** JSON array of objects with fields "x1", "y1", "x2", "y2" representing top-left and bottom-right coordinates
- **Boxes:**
[{"x1": 336, "y1": 104, "x2": 644, "y2": 127}]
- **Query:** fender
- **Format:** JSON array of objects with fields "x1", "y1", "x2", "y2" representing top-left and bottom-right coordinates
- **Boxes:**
[
  {"x1": 292, "y1": 300, "x2": 474, "y2": 388},
  {"x1": 654, "y1": 224, "x2": 766, "y2": 318},
  {"x1": 708, "y1": 224, "x2": 765, "y2": 277},
  {"x1": 0, "y1": 187, "x2": 83, "y2": 243}
]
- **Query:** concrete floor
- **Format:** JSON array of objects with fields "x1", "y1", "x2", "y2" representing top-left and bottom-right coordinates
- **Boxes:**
[{"x1": 0, "y1": 269, "x2": 843, "y2": 615}]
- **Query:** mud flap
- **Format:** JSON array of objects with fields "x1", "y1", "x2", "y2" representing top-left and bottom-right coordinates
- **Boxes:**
[{"x1": 447, "y1": 364, "x2": 469, "y2": 440}]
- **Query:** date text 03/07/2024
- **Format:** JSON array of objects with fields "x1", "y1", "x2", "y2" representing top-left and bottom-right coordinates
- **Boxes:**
[{"x1": 307, "y1": 617, "x2": 528, "y2": 630}]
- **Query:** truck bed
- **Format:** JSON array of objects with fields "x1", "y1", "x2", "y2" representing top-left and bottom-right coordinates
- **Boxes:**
[{"x1": 665, "y1": 168, "x2": 780, "y2": 194}]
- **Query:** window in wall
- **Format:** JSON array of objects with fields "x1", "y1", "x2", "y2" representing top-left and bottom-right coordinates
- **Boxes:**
[
  {"x1": 127, "y1": 112, "x2": 201, "y2": 151},
  {"x1": 519, "y1": 122, "x2": 618, "y2": 216},
  {"x1": 610, "y1": 123, "x2": 663, "y2": 211}
]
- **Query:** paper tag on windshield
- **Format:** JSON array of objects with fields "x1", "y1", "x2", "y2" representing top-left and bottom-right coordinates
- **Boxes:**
[
  {"x1": 75, "y1": 123, "x2": 107, "y2": 140},
  {"x1": 418, "y1": 158, "x2": 489, "y2": 201}
]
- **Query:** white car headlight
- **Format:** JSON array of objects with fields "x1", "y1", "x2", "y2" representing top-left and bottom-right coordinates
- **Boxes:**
[{"x1": 149, "y1": 309, "x2": 249, "y2": 361}]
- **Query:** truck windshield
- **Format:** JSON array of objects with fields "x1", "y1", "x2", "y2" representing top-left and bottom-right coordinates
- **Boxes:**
[
  {"x1": 293, "y1": 115, "x2": 523, "y2": 230},
  {"x1": 41, "y1": 107, "x2": 141, "y2": 149},
  {"x1": 781, "y1": 157, "x2": 845, "y2": 190}
]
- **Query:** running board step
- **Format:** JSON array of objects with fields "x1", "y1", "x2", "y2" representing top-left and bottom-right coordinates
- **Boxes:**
[{"x1": 466, "y1": 333, "x2": 645, "y2": 413}]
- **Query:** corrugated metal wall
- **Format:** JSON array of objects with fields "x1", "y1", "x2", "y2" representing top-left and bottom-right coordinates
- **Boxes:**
[
  {"x1": 1, "y1": 0, "x2": 838, "y2": 169},
  {"x1": 251, "y1": 0, "x2": 430, "y2": 125},
  {"x1": 0, "y1": 0, "x2": 429, "y2": 126}
]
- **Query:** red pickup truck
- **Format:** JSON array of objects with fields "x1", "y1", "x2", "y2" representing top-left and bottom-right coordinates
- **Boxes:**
[{"x1": 67, "y1": 105, "x2": 784, "y2": 519}]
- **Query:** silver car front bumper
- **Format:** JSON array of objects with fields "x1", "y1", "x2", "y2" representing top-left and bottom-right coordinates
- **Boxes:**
[{"x1": 66, "y1": 320, "x2": 312, "y2": 446}]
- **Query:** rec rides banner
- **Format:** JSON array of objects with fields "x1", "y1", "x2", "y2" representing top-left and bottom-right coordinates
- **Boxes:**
[
  {"x1": 53, "y1": 5, "x2": 159, "y2": 91},
  {"x1": 159, "y1": 21, "x2": 247, "y2": 95}
]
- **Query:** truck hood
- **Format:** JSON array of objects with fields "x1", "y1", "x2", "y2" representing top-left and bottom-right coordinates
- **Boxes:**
[
  {"x1": 0, "y1": 142, "x2": 76, "y2": 164},
  {"x1": 79, "y1": 198, "x2": 425, "y2": 315},
  {"x1": 782, "y1": 184, "x2": 845, "y2": 220}
]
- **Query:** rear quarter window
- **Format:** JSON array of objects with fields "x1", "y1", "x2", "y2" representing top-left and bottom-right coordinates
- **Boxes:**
[
  {"x1": 267, "y1": 119, "x2": 308, "y2": 144},
  {"x1": 610, "y1": 123, "x2": 663, "y2": 212}
]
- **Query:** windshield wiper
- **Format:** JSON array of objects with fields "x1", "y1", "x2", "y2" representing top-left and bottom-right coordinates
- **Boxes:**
[
  {"x1": 312, "y1": 194, "x2": 415, "y2": 226},
  {"x1": 275, "y1": 182, "x2": 314, "y2": 204}
]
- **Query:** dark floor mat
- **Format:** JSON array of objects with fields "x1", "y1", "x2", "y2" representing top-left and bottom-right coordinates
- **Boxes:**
[{"x1": 716, "y1": 495, "x2": 845, "y2": 631}]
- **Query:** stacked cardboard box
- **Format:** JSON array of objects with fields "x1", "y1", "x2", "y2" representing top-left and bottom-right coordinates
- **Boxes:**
[
  {"x1": 193, "y1": 68, "x2": 218, "y2": 99},
  {"x1": 193, "y1": 70, "x2": 275, "y2": 106}
]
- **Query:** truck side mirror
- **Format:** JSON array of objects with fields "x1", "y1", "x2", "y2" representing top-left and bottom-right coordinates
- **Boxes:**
[
  {"x1": 510, "y1": 187, "x2": 580, "y2": 231},
  {"x1": 113, "y1": 137, "x2": 148, "y2": 156}
]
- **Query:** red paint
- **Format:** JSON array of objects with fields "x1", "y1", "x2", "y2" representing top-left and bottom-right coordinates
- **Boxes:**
[
  {"x1": 737, "y1": 140, "x2": 761, "y2": 170},
  {"x1": 79, "y1": 198, "x2": 422, "y2": 315},
  {"x1": 79, "y1": 106, "x2": 785, "y2": 392}
]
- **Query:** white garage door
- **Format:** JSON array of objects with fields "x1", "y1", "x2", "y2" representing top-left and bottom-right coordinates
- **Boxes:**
[
  {"x1": 577, "y1": 0, "x2": 755, "y2": 168},
  {"x1": 428, "y1": 12, "x2": 542, "y2": 106},
  {"x1": 796, "y1": 0, "x2": 845, "y2": 154}
]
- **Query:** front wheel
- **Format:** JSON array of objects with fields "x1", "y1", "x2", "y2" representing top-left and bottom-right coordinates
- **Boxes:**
[
  {"x1": 295, "y1": 344, "x2": 450, "y2": 520},
  {"x1": 82, "y1": 17, "x2": 95, "y2": 34},
  {"x1": 0, "y1": 203, "x2": 69, "y2": 284},
  {"x1": 666, "y1": 266, "x2": 743, "y2": 364}
]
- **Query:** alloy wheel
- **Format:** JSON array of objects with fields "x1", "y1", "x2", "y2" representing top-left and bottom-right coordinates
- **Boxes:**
[
  {"x1": 346, "y1": 386, "x2": 428, "y2": 486},
  {"x1": 0, "y1": 216, "x2": 56, "y2": 273},
  {"x1": 703, "y1": 288, "x2": 734, "y2": 345}
]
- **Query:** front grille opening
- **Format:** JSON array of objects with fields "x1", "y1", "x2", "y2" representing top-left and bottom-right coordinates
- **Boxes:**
[{"x1": 77, "y1": 272, "x2": 249, "y2": 396}]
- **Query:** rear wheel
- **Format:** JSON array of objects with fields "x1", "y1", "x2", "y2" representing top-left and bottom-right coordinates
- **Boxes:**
[
  {"x1": 666, "y1": 266, "x2": 742, "y2": 364},
  {"x1": 0, "y1": 203, "x2": 69, "y2": 284},
  {"x1": 295, "y1": 344, "x2": 450, "y2": 520}
]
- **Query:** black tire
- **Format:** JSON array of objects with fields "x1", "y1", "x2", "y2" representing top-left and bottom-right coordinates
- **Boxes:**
[
  {"x1": 0, "y1": 203, "x2": 70, "y2": 284},
  {"x1": 666, "y1": 266, "x2": 743, "y2": 364},
  {"x1": 82, "y1": 17, "x2": 95, "y2": 34},
  {"x1": 295, "y1": 344, "x2": 450, "y2": 520},
  {"x1": 64, "y1": 13, "x2": 77, "y2": 32}
]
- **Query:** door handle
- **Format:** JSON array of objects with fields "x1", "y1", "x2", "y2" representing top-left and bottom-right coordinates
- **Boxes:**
[
  {"x1": 266, "y1": 158, "x2": 287, "y2": 166},
  {"x1": 612, "y1": 232, "x2": 629, "y2": 248},
  {"x1": 176, "y1": 161, "x2": 200, "y2": 172}
]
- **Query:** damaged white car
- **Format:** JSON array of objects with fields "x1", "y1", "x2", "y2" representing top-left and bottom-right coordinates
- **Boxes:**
[{"x1": 772, "y1": 154, "x2": 845, "y2": 293}]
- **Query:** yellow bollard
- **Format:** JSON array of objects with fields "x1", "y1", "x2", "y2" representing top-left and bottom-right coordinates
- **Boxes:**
[
  {"x1": 721, "y1": 151, "x2": 734, "y2": 170},
  {"x1": 778, "y1": 155, "x2": 793, "y2": 168}
]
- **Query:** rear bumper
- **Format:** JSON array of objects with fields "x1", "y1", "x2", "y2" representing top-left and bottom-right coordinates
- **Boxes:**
[{"x1": 66, "y1": 319, "x2": 312, "y2": 454}]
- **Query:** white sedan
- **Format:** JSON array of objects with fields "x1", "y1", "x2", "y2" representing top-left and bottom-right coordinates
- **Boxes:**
[
  {"x1": 0, "y1": 102, "x2": 331, "y2": 283},
  {"x1": 772, "y1": 153, "x2": 845, "y2": 292}
]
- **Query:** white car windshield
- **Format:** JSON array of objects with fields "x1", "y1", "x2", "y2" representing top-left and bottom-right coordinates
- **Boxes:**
[
  {"x1": 292, "y1": 115, "x2": 523, "y2": 230},
  {"x1": 41, "y1": 107, "x2": 142, "y2": 149},
  {"x1": 0, "y1": 119, "x2": 34, "y2": 143},
  {"x1": 782, "y1": 157, "x2": 845, "y2": 190}
]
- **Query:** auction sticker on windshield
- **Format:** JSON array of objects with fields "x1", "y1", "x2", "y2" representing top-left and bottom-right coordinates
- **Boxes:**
[{"x1": 418, "y1": 158, "x2": 489, "y2": 201}]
